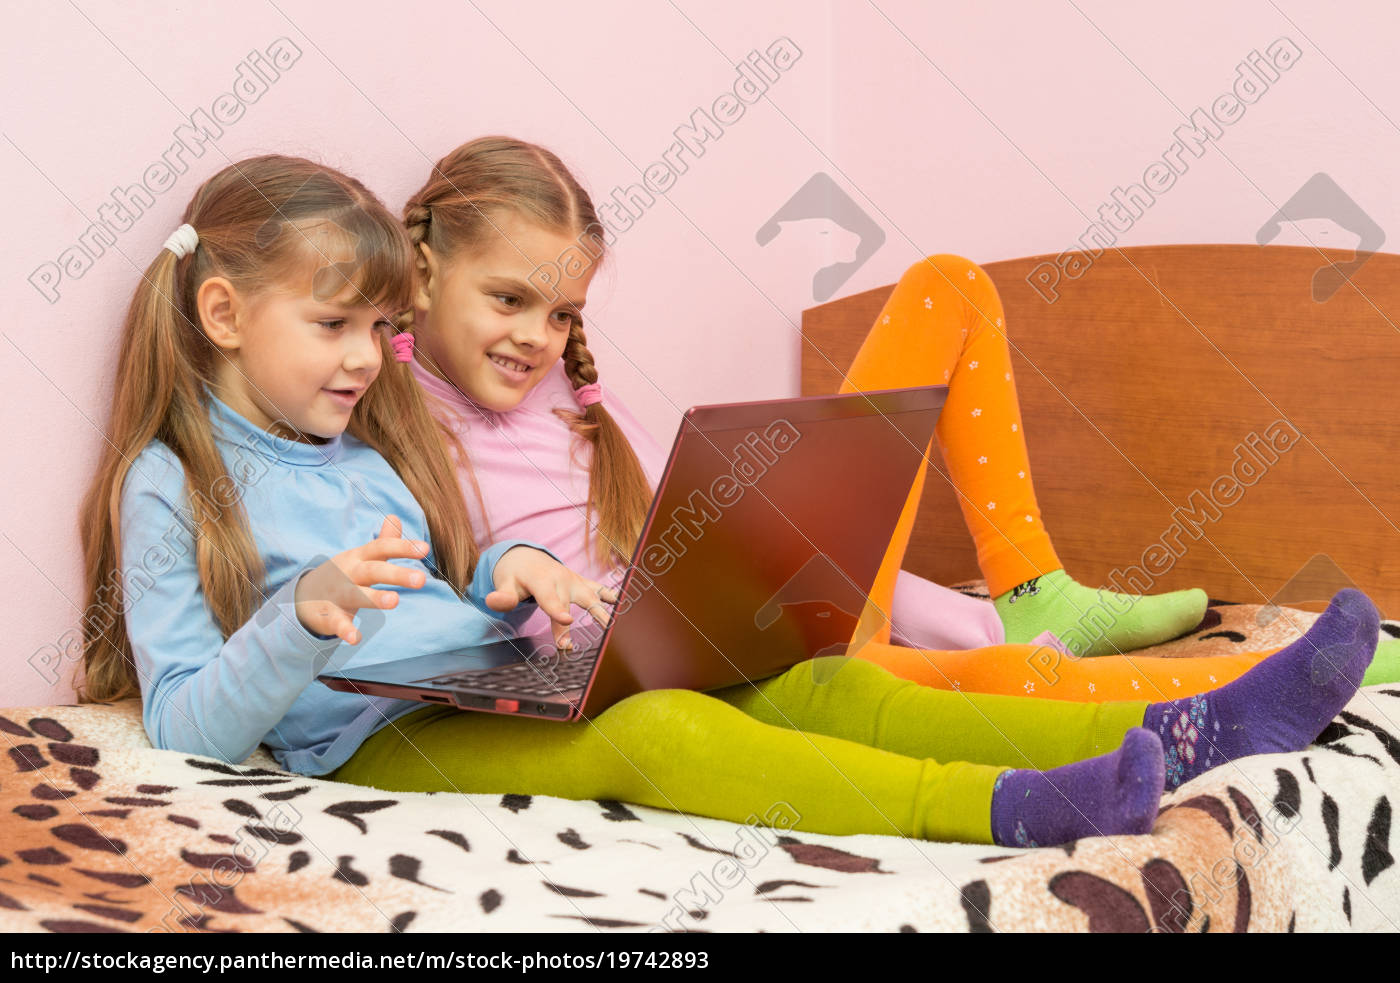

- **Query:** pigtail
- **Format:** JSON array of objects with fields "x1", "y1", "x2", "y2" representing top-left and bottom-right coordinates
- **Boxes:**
[
  {"x1": 78, "y1": 231, "x2": 265, "y2": 702},
  {"x1": 396, "y1": 198, "x2": 495, "y2": 545},
  {"x1": 392, "y1": 202, "x2": 432, "y2": 354},
  {"x1": 553, "y1": 322, "x2": 653, "y2": 567}
]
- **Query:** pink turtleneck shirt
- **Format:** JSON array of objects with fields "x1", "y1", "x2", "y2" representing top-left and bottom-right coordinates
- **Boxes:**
[{"x1": 409, "y1": 357, "x2": 1004, "y2": 650}]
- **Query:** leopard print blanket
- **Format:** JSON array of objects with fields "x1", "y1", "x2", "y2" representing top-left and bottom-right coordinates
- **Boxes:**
[{"x1": 2, "y1": 600, "x2": 1397, "y2": 933}]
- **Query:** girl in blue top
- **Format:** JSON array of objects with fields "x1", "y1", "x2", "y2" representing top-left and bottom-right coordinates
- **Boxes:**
[{"x1": 78, "y1": 154, "x2": 1380, "y2": 849}]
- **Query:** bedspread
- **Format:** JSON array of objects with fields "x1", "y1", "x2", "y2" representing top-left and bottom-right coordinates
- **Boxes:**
[{"x1": 2, "y1": 597, "x2": 1396, "y2": 933}]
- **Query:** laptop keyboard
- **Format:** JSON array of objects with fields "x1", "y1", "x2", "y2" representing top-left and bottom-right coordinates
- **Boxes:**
[{"x1": 430, "y1": 654, "x2": 598, "y2": 696}]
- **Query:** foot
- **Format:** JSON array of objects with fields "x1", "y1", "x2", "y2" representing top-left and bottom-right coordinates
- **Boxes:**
[
  {"x1": 995, "y1": 568, "x2": 1208, "y2": 657},
  {"x1": 1144, "y1": 588, "x2": 1379, "y2": 790},
  {"x1": 990, "y1": 727, "x2": 1164, "y2": 848}
]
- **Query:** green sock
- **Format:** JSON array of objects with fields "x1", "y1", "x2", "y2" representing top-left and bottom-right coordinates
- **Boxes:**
[
  {"x1": 994, "y1": 568, "x2": 1209, "y2": 657},
  {"x1": 1362, "y1": 636, "x2": 1400, "y2": 686}
]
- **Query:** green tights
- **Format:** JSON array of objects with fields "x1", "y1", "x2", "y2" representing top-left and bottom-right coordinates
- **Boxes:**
[{"x1": 328, "y1": 657, "x2": 1149, "y2": 844}]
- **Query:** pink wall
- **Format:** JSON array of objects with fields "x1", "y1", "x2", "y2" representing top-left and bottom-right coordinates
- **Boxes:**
[{"x1": 4, "y1": 1, "x2": 1396, "y2": 706}]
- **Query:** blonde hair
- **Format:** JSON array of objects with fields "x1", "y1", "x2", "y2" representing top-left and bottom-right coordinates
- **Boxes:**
[
  {"x1": 78, "y1": 154, "x2": 478, "y2": 703},
  {"x1": 400, "y1": 136, "x2": 652, "y2": 567}
]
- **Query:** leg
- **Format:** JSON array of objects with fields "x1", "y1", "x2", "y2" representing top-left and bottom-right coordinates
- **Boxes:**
[
  {"x1": 849, "y1": 636, "x2": 1276, "y2": 704},
  {"x1": 840, "y1": 253, "x2": 1057, "y2": 598},
  {"x1": 329, "y1": 686, "x2": 1158, "y2": 846},
  {"x1": 710, "y1": 655, "x2": 1148, "y2": 769},
  {"x1": 712, "y1": 657, "x2": 1165, "y2": 847},
  {"x1": 841, "y1": 253, "x2": 1206, "y2": 655},
  {"x1": 1364, "y1": 638, "x2": 1400, "y2": 686},
  {"x1": 330, "y1": 688, "x2": 1004, "y2": 842}
]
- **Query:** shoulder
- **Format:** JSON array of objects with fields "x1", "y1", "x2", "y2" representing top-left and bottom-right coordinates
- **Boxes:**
[
  {"x1": 117, "y1": 440, "x2": 198, "y2": 550},
  {"x1": 122, "y1": 440, "x2": 187, "y2": 506}
]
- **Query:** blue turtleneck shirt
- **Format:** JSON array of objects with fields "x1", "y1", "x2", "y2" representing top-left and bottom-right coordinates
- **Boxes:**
[{"x1": 118, "y1": 387, "x2": 549, "y2": 775}]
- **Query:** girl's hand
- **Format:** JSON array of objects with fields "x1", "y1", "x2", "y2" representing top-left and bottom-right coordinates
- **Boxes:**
[
  {"x1": 485, "y1": 546, "x2": 618, "y2": 650},
  {"x1": 293, "y1": 515, "x2": 431, "y2": 644}
]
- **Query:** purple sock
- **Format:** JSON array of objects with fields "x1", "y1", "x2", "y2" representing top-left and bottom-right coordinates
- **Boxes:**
[
  {"x1": 990, "y1": 728, "x2": 1164, "y2": 848},
  {"x1": 1145, "y1": 588, "x2": 1379, "y2": 790}
]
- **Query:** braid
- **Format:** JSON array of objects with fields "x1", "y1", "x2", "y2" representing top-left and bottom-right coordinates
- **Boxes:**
[
  {"x1": 395, "y1": 201, "x2": 433, "y2": 337},
  {"x1": 397, "y1": 195, "x2": 491, "y2": 529},
  {"x1": 553, "y1": 323, "x2": 651, "y2": 566},
  {"x1": 560, "y1": 321, "x2": 598, "y2": 389},
  {"x1": 403, "y1": 201, "x2": 432, "y2": 248}
]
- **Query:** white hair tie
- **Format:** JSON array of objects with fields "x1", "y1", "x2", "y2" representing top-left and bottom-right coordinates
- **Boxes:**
[{"x1": 163, "y1": 223, "x2": 199, "y2": 259}]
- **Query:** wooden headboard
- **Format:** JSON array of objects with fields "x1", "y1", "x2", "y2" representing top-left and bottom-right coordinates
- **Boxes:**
[{"x1": 801, "y1": 244, "x2": 1400, "y2": 617}]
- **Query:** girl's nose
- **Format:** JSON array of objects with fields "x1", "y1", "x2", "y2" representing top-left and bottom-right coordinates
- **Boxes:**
[
  {"x1": 510, "y1": 315, "x2": 550, "y2": 349},
  {"x1": 344, "y1": 327, "x2": 383, "y2": 372}
]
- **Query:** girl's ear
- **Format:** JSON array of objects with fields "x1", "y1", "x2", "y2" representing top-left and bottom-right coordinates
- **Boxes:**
[
  {"x1": 196, "y1": 276, "x2": 246, "y2": 351},
  {"x1": 414, "y1": 243, "x2": 440, "y2": 314}
]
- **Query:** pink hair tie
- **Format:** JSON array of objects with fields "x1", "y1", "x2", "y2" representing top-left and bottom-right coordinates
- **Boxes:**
[
  {"x1": 574, "y1": 382, "x2": 603, "y2": 408},
  {"x1": 390, "y1": 332, "x2": 415, "y2": 362}
]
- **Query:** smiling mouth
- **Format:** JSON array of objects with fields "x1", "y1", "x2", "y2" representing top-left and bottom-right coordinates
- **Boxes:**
[{"x1": 488, "y1": 353, "x2": 532, "y2": 374}]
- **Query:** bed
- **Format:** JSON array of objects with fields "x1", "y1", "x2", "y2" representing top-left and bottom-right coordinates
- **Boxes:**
[{"x1": 3, "y1": 244, "x2": 1397, "y2": 933}]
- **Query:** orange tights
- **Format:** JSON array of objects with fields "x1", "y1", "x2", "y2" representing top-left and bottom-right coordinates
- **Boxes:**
[{"x1": 840, "y1": 254, "x2": 1277, "y2": 703}]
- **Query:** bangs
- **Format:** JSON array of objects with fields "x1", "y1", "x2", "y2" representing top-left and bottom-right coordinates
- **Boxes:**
[{"x1": 280, "y1": 206, "x2": 415, "y2": 315}]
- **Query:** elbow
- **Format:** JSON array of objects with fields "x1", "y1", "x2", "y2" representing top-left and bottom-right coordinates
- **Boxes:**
[{"x1": 143, "y1": 707, "x2": 248, "y2": 765}]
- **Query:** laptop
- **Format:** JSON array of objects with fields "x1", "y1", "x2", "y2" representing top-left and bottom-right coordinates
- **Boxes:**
[{"x1": 318, "y1": 384, "x2": 948, "y2": 720}]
